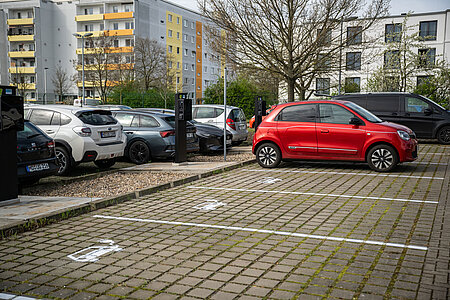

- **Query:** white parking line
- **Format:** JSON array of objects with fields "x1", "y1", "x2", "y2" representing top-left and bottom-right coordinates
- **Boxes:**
[
  {"x1": 93, "y1": 215, "x2": 428, "y2": 251},
  {"x1": 188, "y1": 186, "x2": 439, "y2": 204},
  {"x1": 242, "y1": 169, "x2": 445, "y2": 180},
  {"x1": 420, "y1": 152, "x2": 449, "y2": 155}
]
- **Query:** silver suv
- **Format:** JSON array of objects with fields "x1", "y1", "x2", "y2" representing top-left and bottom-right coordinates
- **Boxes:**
[
  {"x1": 192, "y1": 105, "x2": 248, "y2": 145},
  {"x1": 24, "y1": 105, "x2": 126, "y2": 175}
]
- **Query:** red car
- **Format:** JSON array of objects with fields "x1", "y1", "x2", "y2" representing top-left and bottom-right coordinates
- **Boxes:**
[{"x1": 252, "y1": 100, "x2": 418, "y2": 172}]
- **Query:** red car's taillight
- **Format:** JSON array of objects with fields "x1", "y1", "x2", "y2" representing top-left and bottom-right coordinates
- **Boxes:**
[
  {"x1": 226, "y1": 118, "x2": 236, "y2": 130},
  {"x1": 160, "y1": 130, "x2": 175, "y2": 138}
]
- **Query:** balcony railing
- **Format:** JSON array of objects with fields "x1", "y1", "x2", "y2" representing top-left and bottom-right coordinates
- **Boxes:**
[
  {"x1": 8, "y1": 51, "x2": 35, "y2": 58},
  {"x1": 9, "y1": 67, "x2": 36, "y2": 73},
  {"x1": 7, "y1": 18, "x2": 33, "y2": 25},
  {"x1": 75, "y1": 14, "x2": 104, "y2": 22},
  {"x1": 8, "y1": 35, "x2": 34, "y2": 42},
  {"x1": 104, "y1": 12, "x2": 133, "y2": 20}
]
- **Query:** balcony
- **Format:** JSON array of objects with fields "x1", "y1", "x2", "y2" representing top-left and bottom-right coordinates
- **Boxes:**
[
  {"x1": 104, "y1": 12, "x2": 133, "y2": 20},
  {"x1": 75, "y1": 31, "x2": 104, "y2": 38},
  {"x1": 76, "y1": 63, "x2": 133, "y2": 71},
  {"x1": 105, "y1": 29, "x2": 134, "y2": 36},
  {"x1": 75, "y1": 14, "x2": 104, "y2": 22},
  {"x1": 7, "y1": 18, "x2": 33, "y2": 26},
  {"x1": 76, "y1": 48, "x2": 103, "y2": 55},
  {"x1": 8, "y1": 35, "x2": 34, "y2": 42},
  {"x1": 8, "y1": 51, "x2": 35, "y2": 58},
  {"x1": 15, "y1": 83, "x2": 36, "y2": 90},
  {"x1": 105, "y1": 46, "x2": 134, "y2": 53},
  {"x1": 9, "y1": 67, "x2": 36, "y2": 74}
]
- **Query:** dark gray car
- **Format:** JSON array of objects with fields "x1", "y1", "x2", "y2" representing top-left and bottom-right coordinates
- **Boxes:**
[{"x1": 112, "y1": 110, "x2": 199, "y2": 164}]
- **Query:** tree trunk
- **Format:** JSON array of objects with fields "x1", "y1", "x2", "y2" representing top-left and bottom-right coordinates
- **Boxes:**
[{"x1": 287, "y1": 78, "x2": 295, "y2": 102}]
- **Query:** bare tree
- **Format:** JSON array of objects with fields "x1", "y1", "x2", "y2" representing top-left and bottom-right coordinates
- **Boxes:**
[
  {"x1": 157, "y1": 53, "x2": 177, "y2": 108},
  {"x1": 134, "y1": 37, "x2": 167, "y2": 91},
  {"x1": 199, "y1": 0, "x2": 389, "y2": 101},
  {"x1": 77, "y1": 31, "x2": 121, "y2": 103},
  {"x1": 52, "y1": 64, "x2": 73, "y2": 103}
]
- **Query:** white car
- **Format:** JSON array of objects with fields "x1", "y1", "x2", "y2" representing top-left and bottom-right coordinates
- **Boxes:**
[
  {"x1": 24, "y1": 105, "x2": 126, "y2": 175},
  {"x1": 192, "y1": 104, "x2": 248, "y2": 145}
]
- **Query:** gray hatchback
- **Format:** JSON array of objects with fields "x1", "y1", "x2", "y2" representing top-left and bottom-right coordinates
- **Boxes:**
[{"x1": 112, "y1": 110, "x2": 199, "y2": 164}]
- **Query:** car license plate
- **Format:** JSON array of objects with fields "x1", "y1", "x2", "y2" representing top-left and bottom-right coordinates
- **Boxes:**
[
  {"x1": 101, "y1": 131, "x2": 116, "y2": 138},
  {"x1": 26, "y1": 163, "x2": 49, "y2": 173},
  {"x1": 187, "y1": 133, "x2": 194, "y2": 138}
]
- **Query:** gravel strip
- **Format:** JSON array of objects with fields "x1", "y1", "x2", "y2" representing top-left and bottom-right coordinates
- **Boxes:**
[{"x1": 24, "y1": 152, "x2": 254, "y2": 198}]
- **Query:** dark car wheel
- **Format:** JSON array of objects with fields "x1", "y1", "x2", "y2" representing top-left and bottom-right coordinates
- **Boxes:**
[
  {"x1": 128, "y1": 140, "x2": 150, "y2": 164},
  {"x1": 437, "y1": 126, "x2": 450, "y2": 145},
  {"x1": 367, "y1": 145, "x2": 398, "y2": 172},
  {"x1": 55, "y1": 146, "x2": 72, "y2": 175},
  {"x1": 256, "y1": 143, "x2": 281, "y2": 168},
  {"x1": 94, "y1": 159, "x2": 116, "y2": 169}
]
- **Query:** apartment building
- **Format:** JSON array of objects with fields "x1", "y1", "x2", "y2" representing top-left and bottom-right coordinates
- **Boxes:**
[
  {"x1": 309, "y1": 9, "x2": 450, "y2": 98},
  {"x1": 0, "y1": 0, "x2": 224, "y2": 102}
]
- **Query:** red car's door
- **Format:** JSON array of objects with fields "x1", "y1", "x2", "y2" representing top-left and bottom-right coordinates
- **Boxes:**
[
  {"x1": 316, "y1": 103, "x2": 366, "y2": 157},
  {"x1": 276, "y1": 104, "x2": 318, "y2": 156}
]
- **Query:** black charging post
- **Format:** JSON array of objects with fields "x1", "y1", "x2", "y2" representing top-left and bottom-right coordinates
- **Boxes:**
[
  {"x1": 254, "y1": 96, "x2": 266, "y2": 131},
  {"x1": 0, "y1": 85, "x2": 24, "y2": 204},
  {"x1": 174, "y1": 93, "x2": 192, "y2": 164}
]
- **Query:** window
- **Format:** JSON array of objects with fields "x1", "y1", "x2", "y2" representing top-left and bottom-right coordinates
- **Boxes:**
[
  {"x1": 113, "y1": 23, "x2": 119, "y2": 30},
  {"x1": 177, "y1": 17, "x2": 180, "y2": 24},
  {"x1": 184, "y1": 63, "x2": 188, "y2": 70},
  {"x1": 29, "y1": 76, "x2": 35, "y2": 83},
  {"x1": 204, "y1": 66, "x2": 207, "y2": 72},
  {"x1": 177, "y1": 32, "x2": 180, "y2": 39},
  {"x1": 191, "y1": 64, "x2": 194, "y2": 71},
  {"x1": 140, "y1": 115, "x2": 159, "y2": 127},
  {"x1": 29, "y1": 109, "x2": 54, "y2": 125},
  {"x1": 176, "y1": 77, "x2": 180, "y2": 84},
  {"x1": 366, "y1": 95, "x2": 400, "y2": 112},
  {"x1": 384, "y1": 50, "x2": 400, "y2": 69},
  {"x1": 191, "y1": 51, "x2": 195, "y2": 57},
  {"x1": 168, "y1": 29, "x2": 172, "y2": 37},
  {"x1": 124, "y1": 5, "x2": 131, "y2": 12},
  {"x1": 113, "y1": 40, "x2": 119, "y2": 47},
  {"x1": 184, "y1": 49, "x2": 188, "y2": 56},
  {"x1": 125, "y1": 22, "x2": 133, "y2": 29},
  {"x1": 27, "y1": 11, "x2": 32, "y2": 18},
  {"x1": 317, "y1": 28, "x2": 332, "y2": 46},
  {"x1": 168, "y1": 61, "x2": 172, "y2": 68},
  {"x1": 319, "y1": 104, "x2": 355, "y2": 124},
  {"x1": 344, "y1": 77, "x2": 361, "y2": 92},
  {"x1": 277, "y1": 104, "x2": 316, "y2": 122},
  {"x1": 346, "y1": 52, "x2": 361, "y2": 70},
  {"x1": 385, "y1": 23, "x2": 402, "y2": 42},
  {"x1": 184, "y1": 20, "x2": 187, "y2": 27},
  {"x1": 99, "y1": 7, "x2": 104, "y2": 14},
  {"x1": 195, "y1": 107, "x2": 223, "y2": 118},
  {"x1": 191, "y1": 22, "x2": 194, "y2": 29},
  {"x1": 177, "y1": 62, "x2": 180, "y2": 69},
  {"x1": 115, "y1": 113, "x2": 135, "y2": 127},
  {"x1": 347, "y1": 26, "x2": 362, "y2": 45},
  {"x1": 177, "y1": 47, "x2": 180, "y2": 54},
  {"x1": 51, "y1": 112, "x2": 61, "y2": 125},
  {"x1": 406, "y1": 96, "x2": 430, "y2": 113},
  {"x1": 384, "y1": 76, "x2": 400, "y2": 92},
  {"x1": 84, "y1": 8, "x2": 93, "y2": 15},
  {"x1": 204, "y1": 53, "x2": 208, "y2": 59},
  {"x1": 191, "y1": 36, "x2": 194, "y2": 43},
  {"x1": 100, "y1": 23, "x2": 104, "y2": 31},
  {"x1": 113, "y1": 6, "x2": 118, "y2": 13},
  {"x1": 125, "y1": 39, "x2": 132, "y2": 47},
  {"x1": 418, "y1": 48, "x2": 436, "y2": 67},
  {"x1": 317, "y1": 53, "x2": 331, "y2": 70},
  {"x1": 168, "y1": 45, "x2": 172, "y2": 53},
  {"x1": 316, "y1": 78, "x2": 330, "y2": 95},
  {"x1": 84, "y1": 24, "x2": 94, "y2": 31},
  {"x1": 417, "y1": 75, "x2": 433, "y2": 87},
  {"x1": 168, "y1": 14, "x2": 172, "y2": 22},
  {"x1": 419, "y1": 21, "x2": 437, "y2": 41},
  {"x1": 184, "y1": 34, "x2": 187, "y2": 41}
]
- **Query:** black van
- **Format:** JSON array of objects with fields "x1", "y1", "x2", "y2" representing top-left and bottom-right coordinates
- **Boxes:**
[{"x1": 333, "y1": 93, "x2": 450, "y2": 144}]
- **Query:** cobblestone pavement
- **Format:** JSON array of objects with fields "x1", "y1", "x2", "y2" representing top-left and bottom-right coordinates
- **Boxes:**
[{"x1": 0, "y1": 143, "x2": 448, "y2": 299}]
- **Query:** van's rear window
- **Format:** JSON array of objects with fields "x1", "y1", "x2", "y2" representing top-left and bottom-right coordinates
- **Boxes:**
[{"x1": 77, "y1": 110, "x2": 117, "y2": 125}]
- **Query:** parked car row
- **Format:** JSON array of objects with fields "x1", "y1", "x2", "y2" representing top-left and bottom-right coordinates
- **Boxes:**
[{"x1": 19, "y1": 104, "x2": 246, "y2": 184}]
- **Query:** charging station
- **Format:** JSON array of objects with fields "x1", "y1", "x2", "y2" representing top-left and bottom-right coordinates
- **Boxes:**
[
  {"x1": 0, "y1": 85, "x2": 24, "y2": 204},
  {"x1": 254, "y1": 96, "x2": 266, "y2": 131},
  {"x1": 174, "y1": 93, "x2": 192, "y2": 163}
]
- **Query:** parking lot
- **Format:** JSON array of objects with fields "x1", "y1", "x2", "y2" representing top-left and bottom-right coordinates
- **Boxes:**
[{"x1": 0, "y1": 143, "x2": 448, "y2": 299}]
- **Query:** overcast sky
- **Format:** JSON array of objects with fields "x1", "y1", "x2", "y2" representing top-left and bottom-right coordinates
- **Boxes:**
[{"x1": 169, "y1": 0, "x2": 449, "y2": 15}]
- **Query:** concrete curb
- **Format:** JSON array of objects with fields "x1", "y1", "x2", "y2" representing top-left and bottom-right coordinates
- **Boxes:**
[{"x1": 0, "y1": 159, "x2": 256, "y2": 239}]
